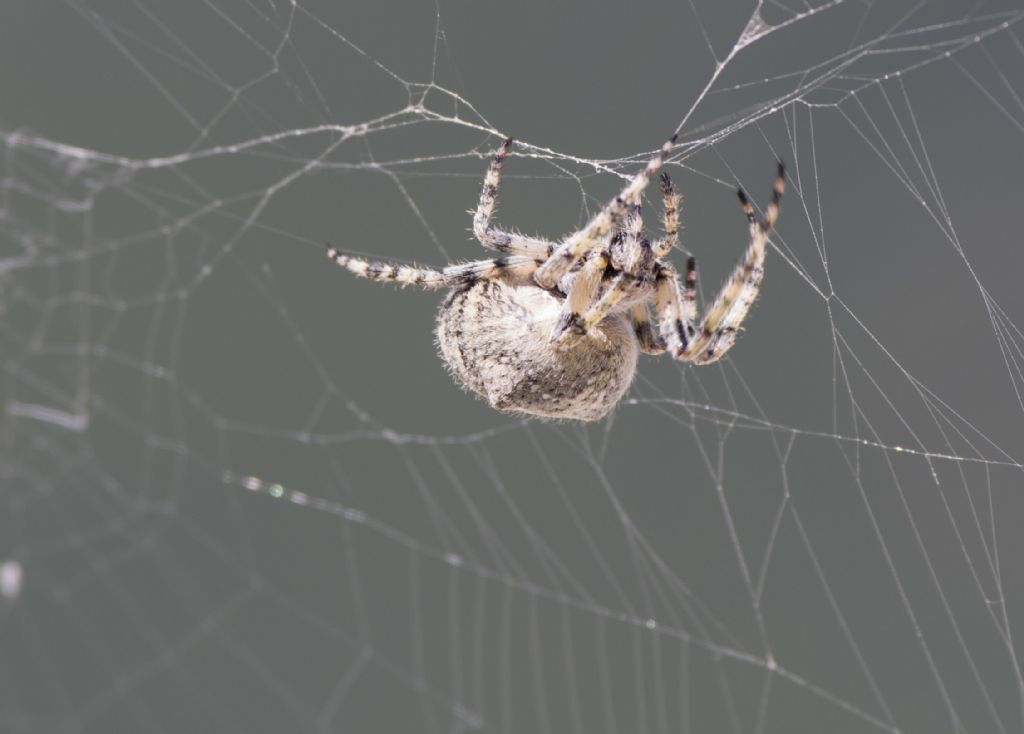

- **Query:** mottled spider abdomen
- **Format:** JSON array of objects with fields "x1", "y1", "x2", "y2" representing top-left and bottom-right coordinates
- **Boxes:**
[{"x1": 437, "y1": 280, "x2": 638, "y2": 421}]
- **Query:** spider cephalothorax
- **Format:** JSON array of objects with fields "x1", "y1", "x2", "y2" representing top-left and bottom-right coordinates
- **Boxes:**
[{"x1": 328, "y1": 136, "x2": 783, "y2": 421}]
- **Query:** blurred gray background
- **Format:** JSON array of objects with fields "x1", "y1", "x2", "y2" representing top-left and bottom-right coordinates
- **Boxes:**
[{"x1": 3, "y1": 1, "x2": 1024, "y2": 732}]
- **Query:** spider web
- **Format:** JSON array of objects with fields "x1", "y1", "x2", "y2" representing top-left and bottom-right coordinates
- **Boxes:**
[{"x1": 3, "y1": 0, "x2": 1024, "y2": 731}]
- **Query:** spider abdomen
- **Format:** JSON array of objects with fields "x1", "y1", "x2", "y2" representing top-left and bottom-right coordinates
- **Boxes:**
[{"x1": 437, "y1": 280, "x2": 638, "y2": 421}]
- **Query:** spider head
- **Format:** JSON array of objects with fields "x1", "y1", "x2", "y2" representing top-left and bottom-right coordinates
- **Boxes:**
[
  {"x1": 624, "y1": 237, "x2": 656, "y2": 278},
  {"x1": 609, "y1": 230, "x2": 656, "y2": 277}
]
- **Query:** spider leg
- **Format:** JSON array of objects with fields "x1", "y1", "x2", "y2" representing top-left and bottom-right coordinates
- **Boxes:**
[
  {"x1": 443, "y1": 256, "x2": 540, "y2": 286},
  {"x1": 472, "y1": 137, "x2": 557, "y2": 258},
  {"x1": 651, "y1": 172, "x2": 682, "y2": 257},
  {"x1": 550, "y1": 247, "x2": 611, "y2": 341},
  {"x1": 682, "y1": 255, "x2": 698, "y2": 325},
  {"x1": 579, "y1": 272, "x2": 639, "y2": 332},
  {"x1": 630, "y1": 303, "x2": 667, "y2": 355},
  {"x1": 680, "y1": 162, "x2": 785, "y2": 364},
  {"x1": 328, "y1": 247, "x2": 538, "y2": 289},
  {"x1": 534, "y1": 134, "x2": 677, "y2": 290},
  {"x1": 652, "y1": 261, "x2": 698, "y2": 357}
]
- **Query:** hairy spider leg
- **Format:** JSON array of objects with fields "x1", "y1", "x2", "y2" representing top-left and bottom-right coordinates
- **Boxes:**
[
  {"x1": 533, "y1": 134, "x2": 678, "y2": 290},
  {"x1": 681, "y1": 162, "x2": 785, "y2": 364},
  {"x1": 653, "y1": 262, "x2": 697, "y2": 356},
  {"x1": 682, "y1": 256, "x2": 698, "y2": 325},
  {"x1": 472, "y1": 137, "x2": 557, "y2": 258},
  {"x1": 578, "y1": 272, "x2": 634, "y2": 332},
  {"x1": 651, "y1": 172, "x2": 682, "y2": 257},
  {"x1": 630, "y1": 303, "x2": 667, "y2": 355},
  {"x1": 550, "y1": 247, "x2": 612, "y2": 341},
  {"x1": 327, "y1": 248, "x2": 538, "y2": 289}
]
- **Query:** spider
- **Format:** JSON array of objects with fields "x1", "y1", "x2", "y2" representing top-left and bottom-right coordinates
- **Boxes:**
[{"x1": 327, "y1": 135, "x2": 784, "y2": 422}]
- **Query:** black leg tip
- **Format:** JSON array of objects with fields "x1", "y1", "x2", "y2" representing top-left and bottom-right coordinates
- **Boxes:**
[
  {"x1": 776, "y1": 159, "x2": 786, "y2": 179},
  {"x1": 659, "y1": 171, "x2": 674, "y2": 194},
  {"x1": 686, "y1": 256, "x2": 696, "y2": 271},
  {"x1": 503, "y1": 136, "x2": 514, "y2": 149},
  {"x1": 736, "y1": 189, "x2": 750, "y2": 206}
]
